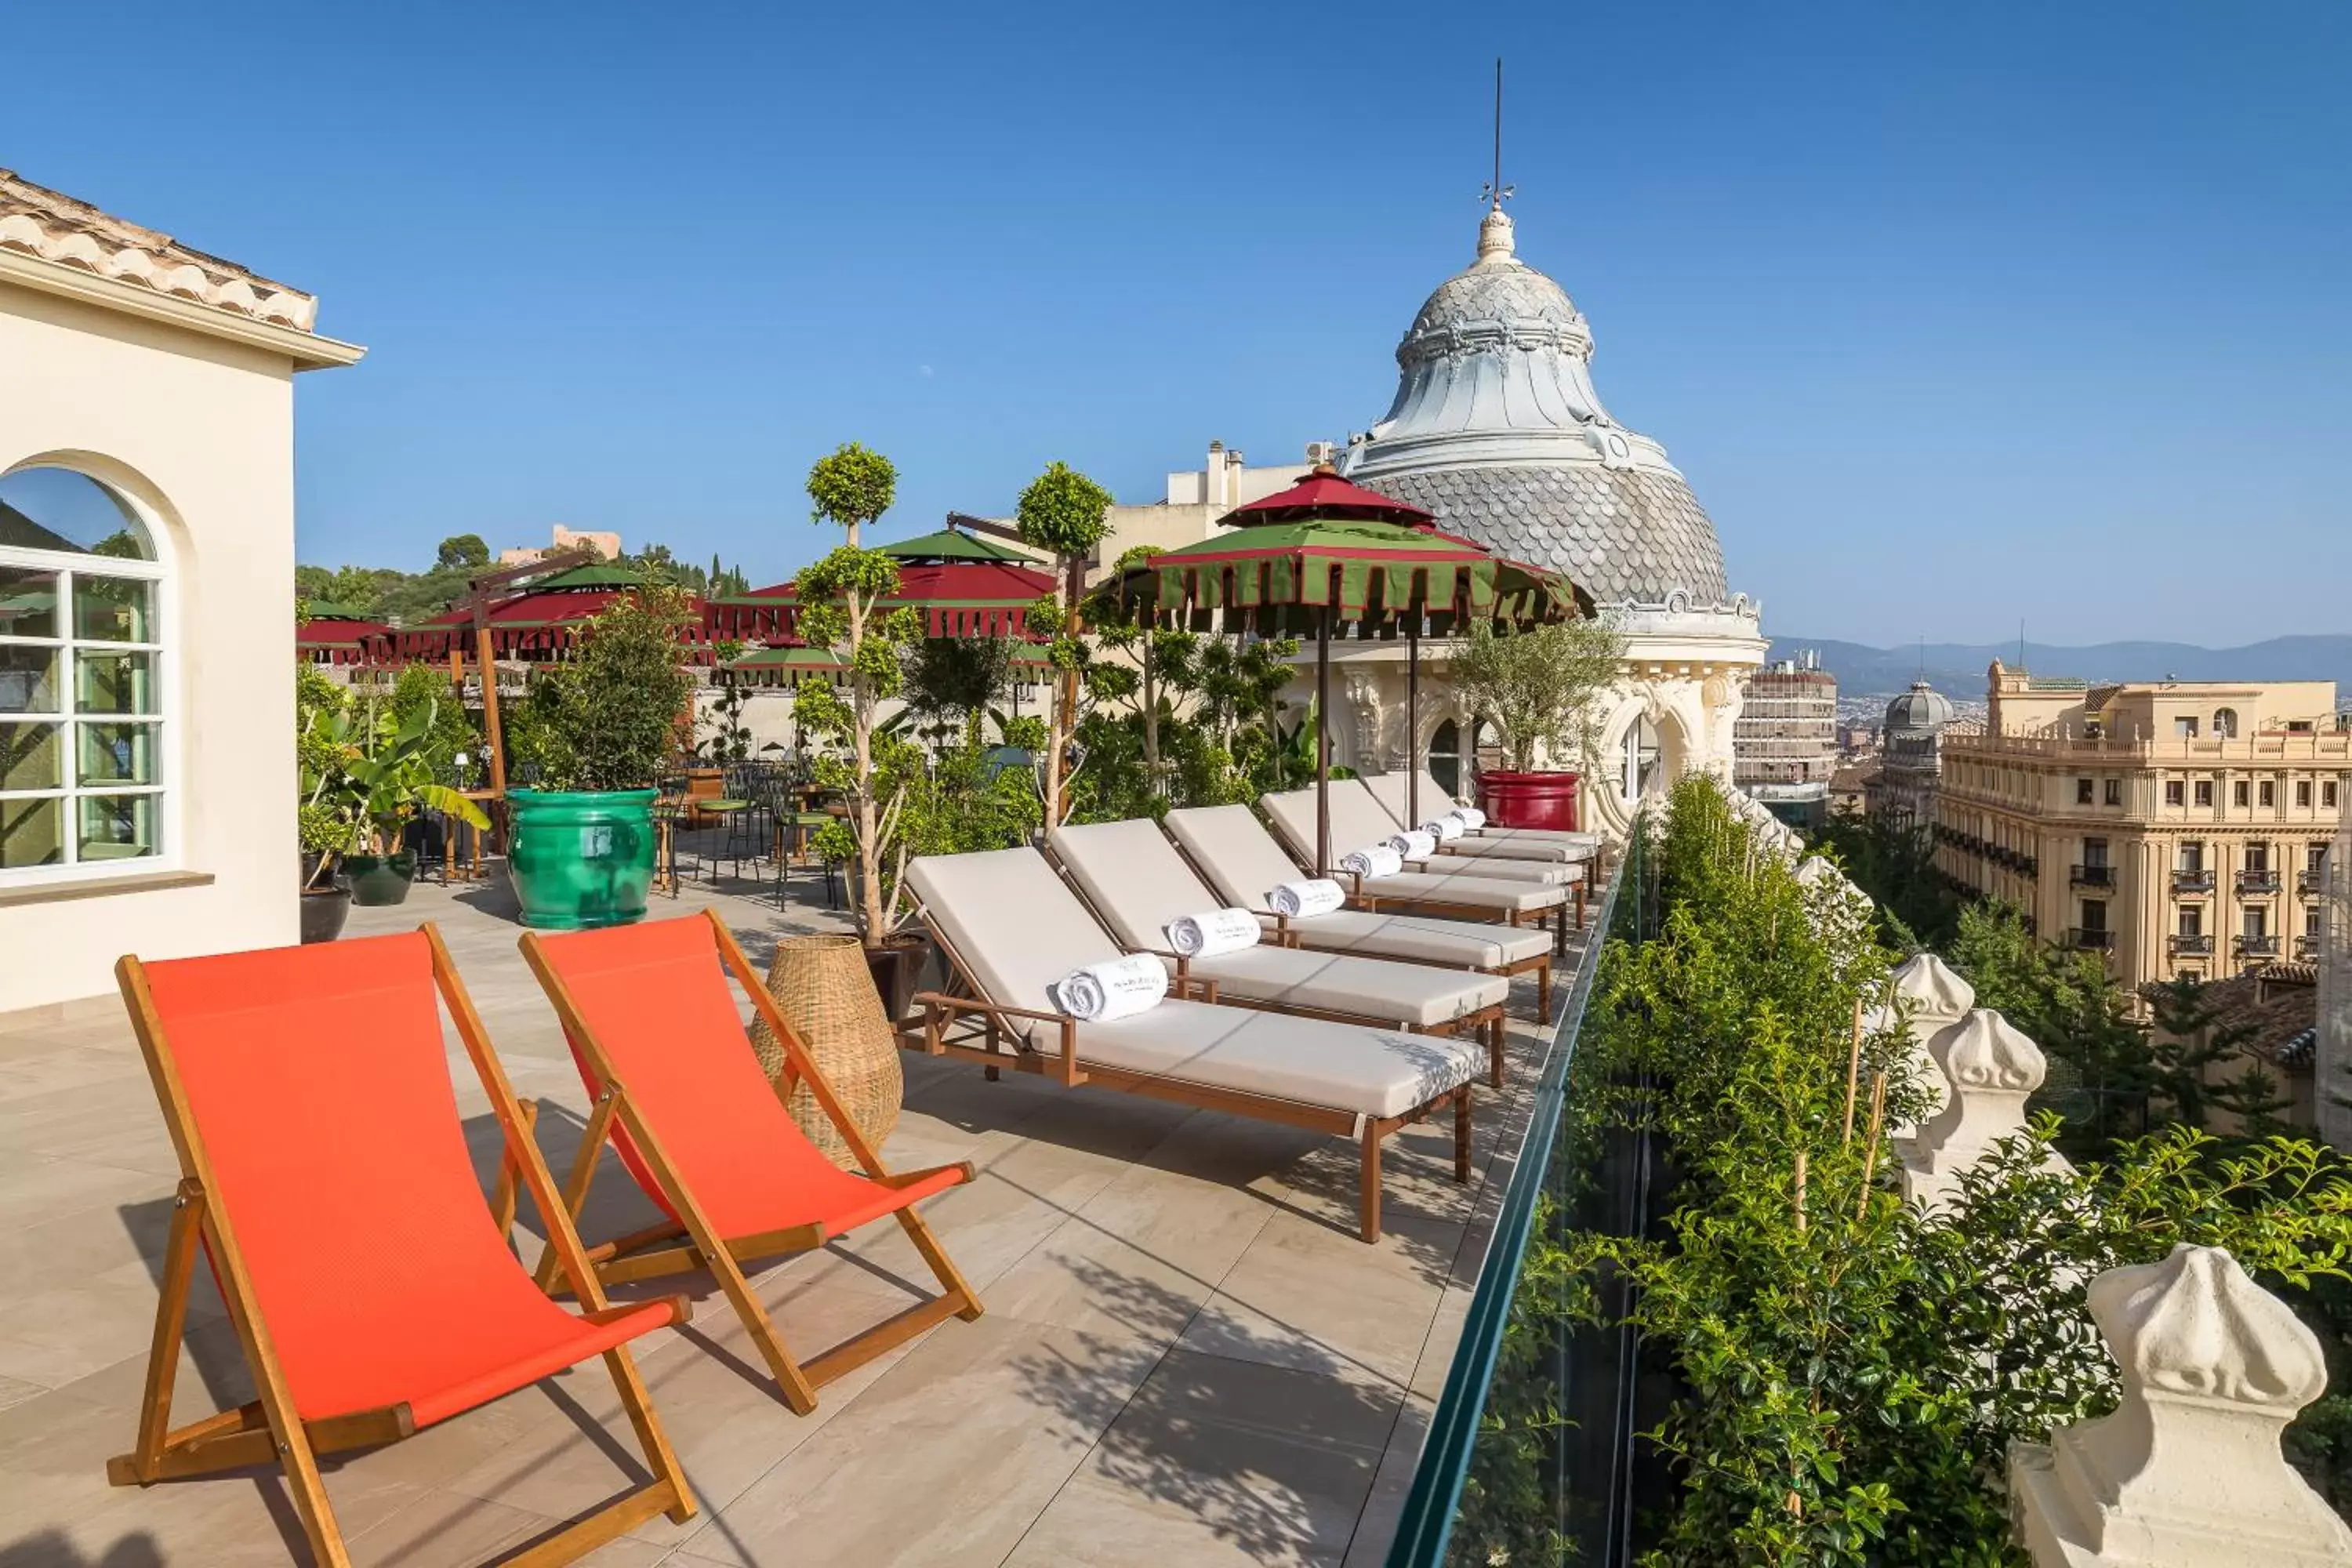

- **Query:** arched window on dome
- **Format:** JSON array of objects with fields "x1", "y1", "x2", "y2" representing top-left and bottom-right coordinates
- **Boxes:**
[
  {"x1": 0, "y1": 465, "x2": 169, "y2": 880},
  {"x1": 2214, "y1": 708, "x2": 2239, "y2": 740},
  {"x1": 1619, "y1": 714, "x2": 1661, "y2": 806}
]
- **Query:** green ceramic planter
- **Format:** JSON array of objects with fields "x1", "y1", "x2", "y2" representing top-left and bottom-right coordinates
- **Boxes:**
[
  {"x1": 506, "y1": 788, "x2": 659, "y2": 931},
  {"x1": 343, "y1": 851, "x2": 417, "y2": 907}
]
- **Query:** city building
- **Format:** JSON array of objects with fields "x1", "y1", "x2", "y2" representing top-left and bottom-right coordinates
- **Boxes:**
[
  {"x1": 0, "y1": 170, "x2": 362, "y2": 1009},
  {"x1": 1092, "y1": 441, "x2": 1327, "y2": 567},
  {"x1": 1316, "y1": 201, "x2": 1767, "y2": 832},
  {"x1": 1734, "y1": 651, "x2": 1837, "y2": 826},
  {"x1": 1934, "y1": 661, "x2": 2350, "y2": 993},
  {"x1": 498, "y1": 521, "x2": 621, "y2": 566},
  {"x1": 1867, "y1": 677, "x2": 1956, "y2": 829}
]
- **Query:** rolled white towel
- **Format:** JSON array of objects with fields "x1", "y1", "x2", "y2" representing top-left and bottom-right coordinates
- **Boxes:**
[
  {"x1": 1166, "y1": 907, "x2": 1261, "y2": 958},
  {"x1": 1454, "y1": 805, "x2": 1487, "y2": 830},
  {"x1": 1048, "y1": 953, "x2": 1170, "y2": 1022},
  {"x1": 1421, "y1": 816, "x2": 1466, "y2": 843},
  {"x1": 1269, "y1": 878, "x2": 1346, "y2": 918},
  {"x1": 1385, "y1": 829, "x2": 1437, "y2": 860},
  {"x1": 1339, "y1": 844, "x2": 1405, "y2": 879}
]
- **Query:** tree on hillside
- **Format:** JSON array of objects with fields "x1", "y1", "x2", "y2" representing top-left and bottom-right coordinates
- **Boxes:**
[{"x1": 436, "y1": 533, "x2": 491, "y2": 570}]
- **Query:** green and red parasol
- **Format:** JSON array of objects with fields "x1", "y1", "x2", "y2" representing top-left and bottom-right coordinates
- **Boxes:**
[{"x1": 1110, "y1": 466, "x2": 1589, "y2": 873}]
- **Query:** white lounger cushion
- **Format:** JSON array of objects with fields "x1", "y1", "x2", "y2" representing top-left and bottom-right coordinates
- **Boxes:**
[
  {"x1": 1048, "y1": 819, "x2": 1508, "y2": 1028},
  {"x1": 1312, "y1": 782, "x2": 1578, "y2": 879},
  {"x1": 904, "y1": 846, "x2": 1479, "y2": 1118},
  {"x1": 1072, "y1": 1001, "x2": 1476, "y2": 1120},
  {"x1": 1260, "y1": 789, "x2": 1577, "y2": 895},
  {"x1": 1166, "y1": 804, "x2": 1556, "y2": 967}
]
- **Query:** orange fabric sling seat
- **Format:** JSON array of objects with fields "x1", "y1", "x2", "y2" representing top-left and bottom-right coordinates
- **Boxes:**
[
  {"x1": 522, "y1": 911, "x2": 982, "y2": 1415},
  {"x1": 112, "y1": 925, "x2": 695, "y2": 1567},
  {"x1": 539, "y1": 918, "x2": 967, "y2": 1240},
  {"x1": 140, "y1": 935, "x2": 682, "y2": 1428}
]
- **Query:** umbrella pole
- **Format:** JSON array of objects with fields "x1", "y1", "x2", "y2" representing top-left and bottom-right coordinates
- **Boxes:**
[
  {"x1": 1406, "y1": 623, "x2": 1420, "y2": 826},
  {"x1": 1316, "y1": 605, "x2": 1331, "y2": 877}
]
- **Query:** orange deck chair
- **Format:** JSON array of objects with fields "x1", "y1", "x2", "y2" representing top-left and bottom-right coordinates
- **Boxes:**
[
  {"x1": 111, "y1": 926, "x2": 694, "y2": 1568},
  {"x1": 519, "y1": 910, "x2": 982, "y2": 1415}
]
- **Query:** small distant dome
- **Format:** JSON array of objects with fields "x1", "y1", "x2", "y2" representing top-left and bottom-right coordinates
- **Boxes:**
[{"x1": 1885, "y1": 680, "x2": 1955, "y2": 731}]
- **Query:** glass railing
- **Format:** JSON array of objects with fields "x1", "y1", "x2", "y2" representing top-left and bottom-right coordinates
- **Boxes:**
[{"x1": 1385, "y1": 827, "x2": 1646, "y2": 1566}]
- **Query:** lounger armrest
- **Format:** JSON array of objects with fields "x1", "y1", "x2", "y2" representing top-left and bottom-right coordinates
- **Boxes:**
[
  {"x1": 1269, "y1": 912, "x2": 1301, "y2": 949},
  {"x1": 910, "y1": 993, "x2": 1083, "y2": 1087},
  {"x1": 911, "y1": 992, "x2": 1064, "y2": 1025},
  {"x1": 874, "y1": 1160, "x2": 978, "y2": 1191},
  {"x1": 1138, "y1": 949, "x2": 1217, "y2": 1002}
]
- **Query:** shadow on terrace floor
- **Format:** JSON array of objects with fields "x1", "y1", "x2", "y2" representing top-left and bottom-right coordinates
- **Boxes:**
[{"x1": 0, "y1": 1532, "x2": 166, "y2": 1568}]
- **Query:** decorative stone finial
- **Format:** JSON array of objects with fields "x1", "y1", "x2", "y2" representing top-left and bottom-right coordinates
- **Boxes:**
[
  {"x1": 1903, "y1": 1008, "x2": 2053, "y2": 1209},
  {"x1": 1942, "y1": 1008, "x2": 2045, "y2": 1093},
  {"x1": 2013, "y1": 1245, "x2": 2352, "y2": 1566},
  {"x1": 2094, "y1": 1245, "x2": 2328, "y2": 1410},
  {"x1": 1893, "y1": 953, "x2": 1976, "y2": 1024},
  {"x1": 1475, "y1": 206, "x2": 1516, "y2": 263}
]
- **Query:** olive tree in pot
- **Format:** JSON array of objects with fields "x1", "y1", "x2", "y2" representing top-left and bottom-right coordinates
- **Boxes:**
[
  {"x1": 1446, "y1": 616, "x2": 1626, "y2": 830},
  {"x1": 508, "y1": 580, "x2": 697, "y2": 929}
]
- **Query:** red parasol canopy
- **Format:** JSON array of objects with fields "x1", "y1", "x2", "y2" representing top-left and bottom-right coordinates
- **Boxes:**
[
  {"x1": 383, "y1": 564, "x2": 713, "y2": 665},
  {"x1": 1221, "y1": 470, "x2": 1437, "y2": 530},
  {"x1": 707, "y1": 557, "x2": 1055, "y2": 644}
]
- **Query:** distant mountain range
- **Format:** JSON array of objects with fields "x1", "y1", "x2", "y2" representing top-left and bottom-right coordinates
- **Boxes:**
[{"x1": 1764, "y1": 636, "x2": 2352, "y2": 700}]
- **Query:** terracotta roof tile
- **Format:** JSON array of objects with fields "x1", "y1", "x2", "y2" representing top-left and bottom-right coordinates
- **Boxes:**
[{"x1": 0, "y1": 169, "x2": 318, "y2": 332}]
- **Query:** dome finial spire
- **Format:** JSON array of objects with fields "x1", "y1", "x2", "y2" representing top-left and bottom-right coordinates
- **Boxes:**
[{"x1": 1476, "y1": 57, "x2": 1515, "y2": 263}]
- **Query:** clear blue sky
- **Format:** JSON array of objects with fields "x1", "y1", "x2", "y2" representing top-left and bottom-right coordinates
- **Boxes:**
[{"x1": 7, "y1": 1, "x2": 2347, "y2": 647}]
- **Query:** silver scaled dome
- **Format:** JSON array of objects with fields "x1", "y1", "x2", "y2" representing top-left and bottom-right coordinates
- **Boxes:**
[
  {"x1": 1338, "y1": 208, "x2": 1733, "y2": 611},
  {"x1": 1884, "y1": 680, "x2": 1956, "y2": 731}
]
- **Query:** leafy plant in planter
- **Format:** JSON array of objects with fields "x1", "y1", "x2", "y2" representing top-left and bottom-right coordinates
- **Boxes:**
[
  {"x1": 507, "y1": 579, "x2": 699, "y2": 929},
  {"x1": 298, "y1": 666, "x2": 487, "y2": 906},
  {"x1": 1448, "y1": 616, "x2": 1626, "y2": 773}
]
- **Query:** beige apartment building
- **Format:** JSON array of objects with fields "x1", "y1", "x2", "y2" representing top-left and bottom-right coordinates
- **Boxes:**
[{"x1": 1936, "y1": 662, "x2": 2349, "y2": 991}]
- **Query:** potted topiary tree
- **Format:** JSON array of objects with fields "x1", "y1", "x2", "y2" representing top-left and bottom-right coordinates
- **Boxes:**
[
  {"x1": 1014, "y1": 461, "x2": 1113, "y2": 826},
  {"x1": 1446, "y1": 617, "x2": 1627, "y2": 830},
  {"x1": 789, "y1": 443, "x2": 929, "y2": 1003},
  {"x1": 507, "y1": 579, "x2": 698, "y2": 928}
]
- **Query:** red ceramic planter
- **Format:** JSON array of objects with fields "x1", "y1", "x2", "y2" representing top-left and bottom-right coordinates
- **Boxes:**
[{"x1": 1474, "y1": 768, "x2": 1581, "y2": 831}]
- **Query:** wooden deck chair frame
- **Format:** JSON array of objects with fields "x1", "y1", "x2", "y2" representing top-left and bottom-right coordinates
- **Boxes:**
[
  {"x1": 899, "y1": 893, "x2": 1472, "y2": 1243},
  {"x1": 515, "y1": 909, "x2": 982, "y2": 1417},
  {"x1": 109, "y1": 924, "x2": 694, "y2": 1568},
  {"x1": 1156, "y1": 827, "x2": 1555, "y2": 1022},
  {"x1": 1038, "y1": 840, "x2": 1512, "y2": 1089}
]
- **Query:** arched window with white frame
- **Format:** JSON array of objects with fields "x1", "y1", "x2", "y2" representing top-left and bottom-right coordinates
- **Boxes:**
[{"x1": 0, "y1": 464, "x2": 170, "y2": 880}]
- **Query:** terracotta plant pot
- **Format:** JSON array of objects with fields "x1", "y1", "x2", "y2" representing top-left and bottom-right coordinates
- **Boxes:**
[{"x1": 1475, "y1": 768, "x2": 1581, "y2": 832}]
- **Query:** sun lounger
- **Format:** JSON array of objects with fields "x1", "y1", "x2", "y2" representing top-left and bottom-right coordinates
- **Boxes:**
[
  {"x1": 1261, "y1": 786, "x2": 1585, "y2": 937},
  {"x1": 1337, "y1": 775, "x2": 1582, "y2": 866},
  {"x1": 1273, "y1": 780, "x2": 1584, "y2": 882},
  {"x1": 904, "y1": 846, "x2": 1485, "y2": 1241},
  {"x1": 1046, "y1": 818, "x2": 1512, "y2": 1085},
  {"x1": 1164, "y1": 802, "x2": 1555, "y2": 1017},
  {"x1": 1367, "y1": 770, "x2": 1606, "y2": 858},
  {"x1": 520, "y1": 911, "x2": 981, "y2": 1415},
  {"x1": 109, "y1": 927, "x2": 694, "y2": 1566}
]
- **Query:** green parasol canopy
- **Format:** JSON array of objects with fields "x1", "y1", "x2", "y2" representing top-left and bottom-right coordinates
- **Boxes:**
[{"x1": 1105, "y1": 465, "x2": 1592, "y2": 874}]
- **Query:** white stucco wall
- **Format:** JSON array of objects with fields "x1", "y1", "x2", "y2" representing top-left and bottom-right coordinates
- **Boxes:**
[{"x1": 1, "y1": 281, "x2": 315, "y2": 1010}]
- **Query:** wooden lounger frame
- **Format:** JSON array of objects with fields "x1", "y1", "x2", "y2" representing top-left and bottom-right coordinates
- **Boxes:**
[
  {"x1": 515, "y1": 909, "x2": 983, "y2": 1417},
  {"x1": 110, "y1": 924, "x2": 694, "y2": 1568},
  {"x1": 902, "y1": 898, "x2": 1473, "y2": 1243},
  {"x1": 1041, "y1": 843, "x2": 1512, "y2": 1089},
  {"x1": 1261, "y1": 811, "x2": 1585, "y2": 954}
]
